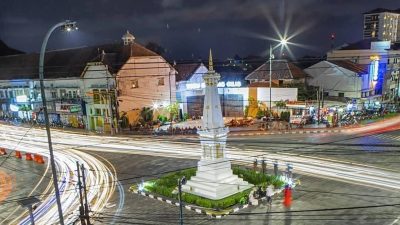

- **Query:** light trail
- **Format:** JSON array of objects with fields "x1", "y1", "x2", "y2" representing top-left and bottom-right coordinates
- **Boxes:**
[
  {"x1": 0, "y1": 130, "x2": 120, "y2": 225},
  {"x1": 0, "y1": 116, "x2": 398, "y2": 224}
]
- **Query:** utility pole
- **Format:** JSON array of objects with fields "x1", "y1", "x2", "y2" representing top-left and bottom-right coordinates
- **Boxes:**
[
  {"x1": 76, "y1": 162, "x2": 86, "y2": 225},
  {"x1": 106, "y1": 73, "x2": 115, "y2": 135},
  {"x1": 317, "y1": 86, "x2": 321, "y2": 125},
  {"x1": 178, "y1": 176, "x2": 187, "y2": 225},
  {"x1": 321, "y1": 87, "x2": 325, "y2": 109},
  {"x1": 81, "y1": 164, "x2": 91, "y2": 225}
]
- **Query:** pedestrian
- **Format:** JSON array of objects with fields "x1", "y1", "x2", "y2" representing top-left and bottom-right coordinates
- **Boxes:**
[{"x1": 266, "y1": 185, "x2": 273, "y2": 205}]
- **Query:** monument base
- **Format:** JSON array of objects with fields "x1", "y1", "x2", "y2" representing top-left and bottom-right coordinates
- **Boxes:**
[{"x1": 182, "y1": 159, "x2": 253, "y2": 200}]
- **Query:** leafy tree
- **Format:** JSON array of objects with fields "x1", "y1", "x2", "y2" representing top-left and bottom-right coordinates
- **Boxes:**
[
  {"x1": 140, "y1": 107, "x2": 154, "y2": 123},
  {"x1": 275, "y1": 100, "x2": 287, "y2": 108},
  {"x1": 166, "y1": 102, "x2": 179, "y2": 121},
  {"x1": 120, "y1": 112, "x2": 129, "y2": 128}
]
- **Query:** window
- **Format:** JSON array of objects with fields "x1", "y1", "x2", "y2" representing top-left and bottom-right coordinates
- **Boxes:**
[
  {"x1": 93, "y1": 89, "x2": 100, "y2": 104},
  {"x1": 95, "y1": 108, "x2": 101, "y2": 115},
  {"x1": 338, "y1": 92, "x2": 345, "y2": 97},
  {"x1": 51, "y1": 91, "x2": 57, "y2": 99},
  {"x1": 131, "y1": 80, "x2": 139, "y2": 89},
  {"x1": 100, "y1": 89, "x2": 108, "y2": 104},
  {"x1": 0, "y1": 91, "x2": 3, "y2": 98},
  {"x1": 60, "y1": 89, "x2": 66, "y2": 98},
  {"x1": 72, "y1": 91, "x2": 77, "y2": 98},
  {"x1": 157, "y1": 77, "x2": 165, "y2": 86}
]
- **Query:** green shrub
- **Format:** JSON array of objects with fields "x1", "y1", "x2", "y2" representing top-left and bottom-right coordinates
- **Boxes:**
[
  {"x1": 144, "y1": 167, "x2": 286, "y2": 209},
  {"x1": 280, "y1": 111, "x2": 290, "y2": 122}
]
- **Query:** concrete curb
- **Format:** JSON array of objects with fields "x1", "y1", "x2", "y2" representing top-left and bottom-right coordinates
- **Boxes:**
[
  {"x1": 134, "y1": 190, "x2": 251, "y2": 218},
  {"x1": 229, "y1": 128, "x2": 344, "y2": 137}
]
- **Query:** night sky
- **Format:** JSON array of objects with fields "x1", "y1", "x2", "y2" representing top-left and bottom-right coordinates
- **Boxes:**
[{"x1": 0, "y1": 0, "x2": 398, "y2": 60}]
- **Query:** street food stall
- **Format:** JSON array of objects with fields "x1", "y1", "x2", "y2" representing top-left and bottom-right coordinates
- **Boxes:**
[{"x1": 286, "y1": 102, "x2": 309, "y2": 126}]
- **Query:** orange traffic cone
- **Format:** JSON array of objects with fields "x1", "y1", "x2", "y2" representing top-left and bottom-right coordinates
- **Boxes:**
[
  {"x1": 0, "y1": 148, "x2": 7, "y2": 155},
  {"x1": 15, "y1": 151, "x2": 22, "y2": 159},
  {"x1": 25, "y1": 153, "x2": 33, "y2": 161},
  {"x1": 36, "y1": 155, "x2": 45, "y2": 164}
]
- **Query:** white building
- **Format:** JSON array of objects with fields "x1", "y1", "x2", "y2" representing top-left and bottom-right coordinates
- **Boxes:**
[
  {"x1": 117, "y1": 31, "x2": 177, "y2": 125},
  {"x1": 175, "y1": 62, "x2": 298, "y2": 118},
  {"x1": 305, "y1": 60, "x2": 369, "y2": 99},
  {"x1": 328, "y1": 39, "x2": 400, "y2": 102},
  {"x1": 363, "y1": 8, "x2": 400, "y2": 42}
]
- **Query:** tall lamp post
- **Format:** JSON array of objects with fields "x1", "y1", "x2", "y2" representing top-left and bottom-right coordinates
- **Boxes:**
[
  {"x1": 268, "y1": 39, "x2": 287, "y2": 116},
  {"x1": 39, "y1": 20, "x2": 78, "y2": 225}
]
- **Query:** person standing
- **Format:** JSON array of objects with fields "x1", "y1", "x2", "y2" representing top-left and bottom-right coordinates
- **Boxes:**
[{"x1": 266, "y1": 185, "x2": 273, "y2": 205}]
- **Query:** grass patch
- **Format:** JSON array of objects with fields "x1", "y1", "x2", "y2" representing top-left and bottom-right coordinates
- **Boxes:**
[{"x1": 138, "y1": 166, "x2": 285, "y2": 209}]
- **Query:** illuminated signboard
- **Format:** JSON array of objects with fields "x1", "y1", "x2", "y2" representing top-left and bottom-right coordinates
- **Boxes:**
[
  {"x1": 226, "y1": 81, "x2": 242, "y2": 87},
  {"x1": 10, "y1": 104, "x2": 19, "y2": 112},
  {"x1": 186, "y1": 81, "x2": 242, "y2": 90},
  {"x1": 16, "y1": 95, "x2": 28, "y2": 103},
  {"x1": 369, "y1": 56, "x2": 380, "y2": 81}
]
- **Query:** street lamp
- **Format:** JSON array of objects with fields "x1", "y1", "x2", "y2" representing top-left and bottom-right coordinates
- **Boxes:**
[
  {"x1": 268, "y1": 38, "x2": 288, "y2": 116},
  {"x1": 38, "y1": 20, "x2": 77, "y2": 225}
]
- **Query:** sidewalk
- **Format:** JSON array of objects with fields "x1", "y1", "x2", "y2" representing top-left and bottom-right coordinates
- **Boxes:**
[{"x1": 2, "y1": 114, "x2": 399, "y2": 138}]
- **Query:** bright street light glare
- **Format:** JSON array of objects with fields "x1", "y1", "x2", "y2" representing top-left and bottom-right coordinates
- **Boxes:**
[{"x1": 280, "y1": 39, "x2": 288, "y2": 46}]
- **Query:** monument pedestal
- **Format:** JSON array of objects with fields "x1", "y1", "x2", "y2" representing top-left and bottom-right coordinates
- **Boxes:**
[{"x1": 183, "y1": 158, "x2": 252, "y2": 200}]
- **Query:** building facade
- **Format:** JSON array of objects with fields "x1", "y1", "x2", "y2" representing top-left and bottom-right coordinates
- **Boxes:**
[
  {"x1": 363, "y1": 8, "x2": 400, "y2": 42},
  {"x1": 117, "y1": 31, "x2": 177, "y2": 125},
  {"x1": 305, "y1": 60, "x2": 369, "y2": 100},
  {"x1": 175, "y1": 61, "x2": 298, "y2": 118},
  {"x1": 0, "y1": 32, "x2": 171, "y2": 130},
  {"x1": 327, "y1": 39, "x2": 400, "y2": 103}
]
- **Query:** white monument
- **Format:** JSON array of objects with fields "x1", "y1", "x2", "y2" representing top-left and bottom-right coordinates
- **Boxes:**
[{"x1": 182, "y1": 50, "x2": 252, "y2": 200}]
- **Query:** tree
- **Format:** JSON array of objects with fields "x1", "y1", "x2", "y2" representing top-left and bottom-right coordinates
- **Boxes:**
[
  {"x1": 140, "y1": 107, "x2": 154, "y2": 123},
  {"x1": 120, "y1": 112, "x2": 129, "y2": 129},
  {"x1": 166, "y1": 102, "x2": 179, "y2": 121},
  {"x1": 145, "y1": 42, "x2": 166, "y2": 56}
]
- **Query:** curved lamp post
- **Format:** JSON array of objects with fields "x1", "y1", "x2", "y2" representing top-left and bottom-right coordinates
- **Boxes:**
[
  {"x1": 39, "y1": 20, "x2": 77, "y2": 225},
  {"x1": 269, "y1": 38, "x2": 287, "y2": 116}
]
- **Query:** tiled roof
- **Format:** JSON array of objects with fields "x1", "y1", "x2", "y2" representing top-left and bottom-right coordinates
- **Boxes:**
[
  {"x1": 174, "y1": 63, "x2": 202, "y2": 82},
  {"x1": 363, "y1": 8, "x2": 400, "y2": 14},
  {"x1": 248, "y1": 82, "x2": 279, "y2": 87},
  {"x1": 0, "y1": 42, "x2": 158, "y2": 81},
  {"x1": 328, "y1": 60, "x2": 369, "y2": 75},
  {"x1": 245, "y1": 60, "x2": 306, "y2": 81}
]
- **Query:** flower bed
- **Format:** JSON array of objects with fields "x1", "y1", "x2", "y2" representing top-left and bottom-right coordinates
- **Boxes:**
[{"x1": 132, "y1": 166, "x2": 285, "y2": 210}]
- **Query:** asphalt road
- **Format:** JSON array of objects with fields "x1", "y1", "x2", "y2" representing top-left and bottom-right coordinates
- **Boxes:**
[{"x1": 0, "y1": 117, "x2": 399, "y2": 224}]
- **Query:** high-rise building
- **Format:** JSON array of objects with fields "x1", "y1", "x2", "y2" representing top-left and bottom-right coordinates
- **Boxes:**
[{"x1": 363, "y1": 8, "x2": 400, "y2": 42}]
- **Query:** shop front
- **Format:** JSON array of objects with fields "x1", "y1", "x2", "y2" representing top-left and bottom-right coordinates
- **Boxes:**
[{"x1": 55, "y1": 102, "x2": 85, "y2": 128}]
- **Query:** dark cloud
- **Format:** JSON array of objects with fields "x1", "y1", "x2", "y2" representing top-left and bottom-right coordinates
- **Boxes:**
[{"x1": 0, "y1": 0, "x2": 398, "y2": 59}]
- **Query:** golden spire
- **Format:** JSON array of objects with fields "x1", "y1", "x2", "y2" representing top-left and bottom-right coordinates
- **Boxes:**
[{"x1": 208, "y1": 48, "x2": 214, "y2": 71}]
